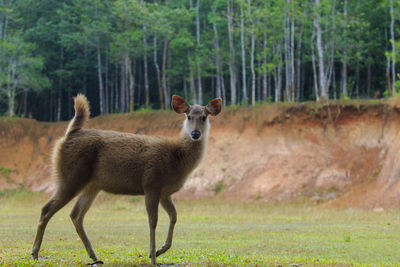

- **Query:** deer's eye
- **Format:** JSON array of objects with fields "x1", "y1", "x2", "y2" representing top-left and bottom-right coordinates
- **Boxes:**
[{"x1": 187, "y1": 116, "x2": 191, "y2": 120}]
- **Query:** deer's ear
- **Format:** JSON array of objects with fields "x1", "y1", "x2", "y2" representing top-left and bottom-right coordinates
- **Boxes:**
[
  {"x1": 206, "y1": 98, "x2": 222, "y2": 116},
  {"x1": 172, "y1": 95, "x2": 190, "y2": 114}
]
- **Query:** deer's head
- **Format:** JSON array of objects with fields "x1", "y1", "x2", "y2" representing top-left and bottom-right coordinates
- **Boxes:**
[{"x1": 172, "y1": 95, "x2": 222, "y2": 141}]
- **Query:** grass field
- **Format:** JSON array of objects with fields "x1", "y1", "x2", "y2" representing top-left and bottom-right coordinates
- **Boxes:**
[{"x1": 1, "y1": 191, "x2": 400, "y2": 266}]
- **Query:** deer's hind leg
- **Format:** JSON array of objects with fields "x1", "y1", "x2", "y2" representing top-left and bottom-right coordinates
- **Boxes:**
[
  {"x1": 31, "y1": 187, "x2": 78, "y2": 259},
  {"x1": 156, "y1": 195, "x2": 177, "y2": 257},
  {"x1": 70, "y1": 183, "x2": 100, "y2": 262}
]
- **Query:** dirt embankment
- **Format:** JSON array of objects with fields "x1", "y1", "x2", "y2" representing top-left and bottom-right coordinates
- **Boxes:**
[{"x1": 2, "y1": 101, "x2": 400, "y2": 208}]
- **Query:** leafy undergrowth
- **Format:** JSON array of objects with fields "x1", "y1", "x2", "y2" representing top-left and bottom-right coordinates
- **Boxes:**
[{"x1": 1, "y1": 191, "x2": 400, "y2": 266}]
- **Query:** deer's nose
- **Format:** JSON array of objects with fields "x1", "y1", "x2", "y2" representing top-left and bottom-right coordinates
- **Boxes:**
[{"x1": 191, "y1": 131, "x2": 201, "y2": 140}]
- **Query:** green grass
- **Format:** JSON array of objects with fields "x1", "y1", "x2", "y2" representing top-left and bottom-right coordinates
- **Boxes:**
[{"x1": 1, "y1": 192, "x2": 400, "y2": 266}]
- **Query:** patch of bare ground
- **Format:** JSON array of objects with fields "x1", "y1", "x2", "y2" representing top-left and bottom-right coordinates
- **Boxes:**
[{"x1": 2, "y1": 100, "x2": 400, "y2": 208}]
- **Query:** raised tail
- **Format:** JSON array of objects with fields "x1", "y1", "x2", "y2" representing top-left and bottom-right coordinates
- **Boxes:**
[{"x1": 65, "y1": 94, "x2": 90, "y2": 135}]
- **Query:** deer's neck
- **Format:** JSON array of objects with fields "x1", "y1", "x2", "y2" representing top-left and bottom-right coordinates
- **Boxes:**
[{"x1": 178, "y1": 131, "x2": 208, "y2": 171}]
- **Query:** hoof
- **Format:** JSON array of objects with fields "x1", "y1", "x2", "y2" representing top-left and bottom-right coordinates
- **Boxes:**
[{"x1": 86, "y1": 260, "x2": 104, "y2": 266}]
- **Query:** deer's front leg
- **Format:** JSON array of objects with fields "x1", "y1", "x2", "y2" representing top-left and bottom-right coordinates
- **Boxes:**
[
  {"x1": 156, "y1": 196, "x2": 177, "y2": 257},
  {"x1": 145, "y1": 191, "x2": 160, "y2": 265}
]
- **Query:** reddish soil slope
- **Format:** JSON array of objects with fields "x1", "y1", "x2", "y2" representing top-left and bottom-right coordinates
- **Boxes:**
[{"x1": 1, "y1": 100, "x2": 400, "y2": 208}]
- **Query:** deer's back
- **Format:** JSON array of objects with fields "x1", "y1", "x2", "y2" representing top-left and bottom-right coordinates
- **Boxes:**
[{"x1": 57, "y1": 128, "x2": 197, "y2": 196}]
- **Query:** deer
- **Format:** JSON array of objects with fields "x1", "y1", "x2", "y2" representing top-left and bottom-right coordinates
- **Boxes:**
[{"x1": 31, "y1": 94, "x2": 222, "y2": 265}]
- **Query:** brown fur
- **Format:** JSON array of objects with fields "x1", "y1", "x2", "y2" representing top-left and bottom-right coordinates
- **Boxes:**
[{"x1": 31, "y1": 94, "x2": 222, "y2": 265}]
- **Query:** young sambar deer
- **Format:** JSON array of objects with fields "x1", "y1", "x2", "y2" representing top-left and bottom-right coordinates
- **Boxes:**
[{"x1": 31, "y1": 94, "x2": 221, "y2": 265}]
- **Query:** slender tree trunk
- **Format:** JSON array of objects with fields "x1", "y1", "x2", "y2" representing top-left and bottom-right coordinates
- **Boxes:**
[
  {"x1": 115, "y1": 64, "x2": 119, "y2": 111},
  {"x1": 290, "y1": 2, "x2": 295, "y2": 102},
  {"x1": 162, "y1": 39, "x2": 170, "y2": 108},
  {"x1": 57, "y1": 46, "x2": 63, "y2": 121},
  {"x1": 311, "y1": 22, "x2": 320, "y2": 101},
  {"x1": 324, "y1": 0, "x2": 336, "y2": 94},
  {"x1": 143, "y1": 37, "x2": 149, "y2": 108},
  {"x1": 240, "y1": 3, "x2": 247, "y2": 103},
  {"x1": 296, "y1": 21, "x2": 304, "y2": 101},
  {"x1": 189, "y1": 61, "x2": 197, "y2": 104},
  {"x1": 284, "y1": 0, "x2": 291, "y2": 102},
  {"x1": 6, "y1": 60, "x2": 16, "y2": 117},
  {"x1": 105, "y1": 50, "x2": 109, "y2": 114},
  {"x1": 341, "y1": 0, "x2": 348, "y2": 97},
  {"x1": 125, "y1": 56, "x2": 129, "y2": 110},
  {"x1": 390, "y1": 0, "x2": 396, "y2": 94},
  {"x1": 97, "y1": 39, "x2": 104, "y2": 114},
  {"x1": 227, "y1": 0, "x2": 237, "y2": 105},
  {"x1": 273, "y1": 44, "x2": 282, "y2": 102},
  {"x1": 367, "y1": 63, "x2": 371, "y2": 97},
  {"x1": 129, "y1": 59, "x2": 136, "y2": 112},
  {"x1": 387, "y1": 56, "x2": 391, "y2": 95},
  {"x1": 212, "y1": 8, "x2": 222, "y2": 100},
  {"x1": 333, "y1": 65, "x2": 337, "y2": 99},
  {"x1": 83, "y1": 41, "x2": 88, "y2": 95},
  {"x1": 183, "y1": 77, "x2": 188, "y2": 100},
  {"x1": 315, "y1": 0, "x2": 327, "y2": 100},
  {"x1": 248, "y1": 0, "x2": 255, "y2": 105},
  {"x1": 196, "y1": 0, "x2": 202, "y2": 104},
  {"x1": 110, "y1": 66, "x2": 114, "y2": 113},
  {"x1": 120, "y1": 59, "x2": 126, "y2": 113},
  {"x1": 262, "y1": 32, "x2": 267, "y2": 101},
  {"x1": 153, "y1": 37, "x2": 163, "y2": 109}
]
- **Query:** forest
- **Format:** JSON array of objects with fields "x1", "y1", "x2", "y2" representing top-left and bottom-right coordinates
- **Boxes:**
[{"x1": 0, "y1": 0, "x2": 398, "y2": 121}]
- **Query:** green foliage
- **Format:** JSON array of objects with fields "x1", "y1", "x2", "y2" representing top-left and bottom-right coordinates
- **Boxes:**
[
  {"x1": 341, "y1": 93, "x2": 350, "y2": 100},
  {"x1": 0, "y1": 165, "x2": 15, "y2": 178},
  {"x1": 383, "y1": 90, "x2": 390, "y2": 98},
  {"x1": 213, "y1": 180, "x2": 225, "y2": 194}
]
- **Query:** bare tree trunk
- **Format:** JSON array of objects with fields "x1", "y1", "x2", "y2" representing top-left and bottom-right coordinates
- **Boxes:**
[
  {"x1": 196, "y1": 0, "x2": 202, "y2": 104},
  {"x1": 387, "y1": 56, "x2": 392, "y2": 95},
  {"x1": 311, "y1": 22, "x2": 320, "y2": 101},
  {"x1": 325, "y1": 0, "x2": 336, "y2": 94},
  {"x1": 83, "y1": 41, "x2": 88, "y2": 95},
  {"x1": 120, "y1": 60, "x2": 126, "y2": 113},
  {"x1": 6, "y1": 60, "x2": 16, "y2": 117},
  {"x1": 57, "y1": 46, "x2": 63, "y2": 121},
  {"x1": 390, "y1": 0, "x2": 396, "y2": 94},
  {"x1": 247, "y1": 0, "x2": 255, "y2": 105},
  {"x1": 97, "y1": 39, "x2": 104, "y2": 114},
  {"x1": 212, "y1": 8, "x2": 222, "y2": 100},
  {"x1": 162, "y1": 39, "x2": 170, "y2": 108},
  {"x1": 273, "y1": 44, "x2": 282, "y2": 102},
  {"x1": 189, "y1": 61, "x2": 197, "y2": 104},
  {"x1": 153, "y1": 37, "x2": 163, "y2": 109},
  {"x1": 341, "y1": 0, "x2": 348, "y2": 97},
  {"x1": 143, "y1": 36, "x2": 149, "y2": 108},
  {"x1": 333, "y1": 65, "x2": 337, "y2": 99},
  {"x1": 227, "y1": 0, "x2": 237, "y2": 105},
  {"x1": 315, "y1": 0, "x2": 327, "y2": 100},
  {"x1": 183, "y1": 76, "x2": 188, "y2": 100},
  {"x1": 367, "y1": 63, "x2": 371, "y2": 97},
  {"x1": 296, "y1": 21, "x2": 304, "y2": 101},
  {"x1": 290, "y1": 1, "x2": 295, "y2": 102},
  {"x1": 115, "y1": 64, "x2": 119, "y2": 112},
  {"x1": 110, "y1": 66, "x2": 114, "y2": 113},
  {"x1": 129, "y1": 59, "x2": 136, "y2": 112},
  {"x1": 105, "y1": 50, "x2": 109, "y2": 114},
  {"x1": 240, "y1": 3, "x2": 247, "y2": 103},
  {"x1": 262, "y1": 32, "x2": 267, "y2": 101}
]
